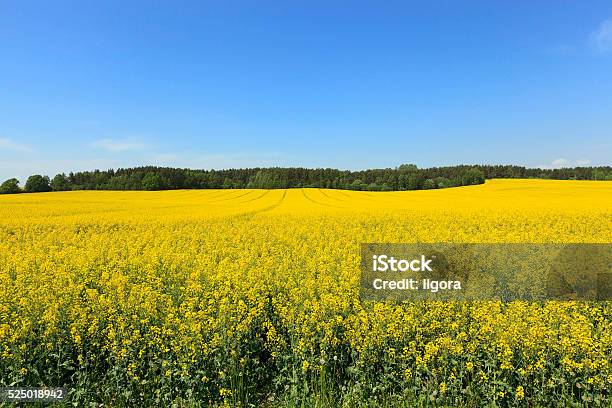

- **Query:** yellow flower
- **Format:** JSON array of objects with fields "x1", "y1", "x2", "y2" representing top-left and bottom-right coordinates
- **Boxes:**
[
  {"x1": 0, "y1": 180, "x2": 609, "y2": 405},
  {"x1": 516, "y1": 385, "x2": 525, "y2": 400}
]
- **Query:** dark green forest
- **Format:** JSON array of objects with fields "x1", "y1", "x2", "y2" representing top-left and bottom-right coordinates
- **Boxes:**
[{"x1": 1, "y1": 164, "x2": 611, "y2": 193}]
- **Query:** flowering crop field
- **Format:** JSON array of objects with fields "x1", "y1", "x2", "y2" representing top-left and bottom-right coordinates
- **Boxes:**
[{"x1": 0, "y1": 179, "x2": 611, "y2": 407}]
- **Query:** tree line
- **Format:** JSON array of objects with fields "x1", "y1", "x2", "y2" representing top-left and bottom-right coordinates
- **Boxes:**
[{"x1": 1, "y1": 164, "x2": 610, "y2": 194}]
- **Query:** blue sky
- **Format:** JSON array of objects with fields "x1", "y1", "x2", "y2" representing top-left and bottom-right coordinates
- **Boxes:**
[{"x1": 1, "y1": 1, "x2": 611, "y2": 181}]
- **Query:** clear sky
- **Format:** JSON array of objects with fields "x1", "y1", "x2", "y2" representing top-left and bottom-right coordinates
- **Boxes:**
[{"x1": 1, "y1": 1, "x2": 611, "y2": 182}]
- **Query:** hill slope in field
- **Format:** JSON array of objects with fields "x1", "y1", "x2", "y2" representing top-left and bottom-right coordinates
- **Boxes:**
[{"x1": 0, "y1": 179, "x2": 610, "y2": 224}]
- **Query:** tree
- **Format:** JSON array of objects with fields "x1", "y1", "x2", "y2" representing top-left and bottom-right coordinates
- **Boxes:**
[
  {"x1": 398, "y1": 163, "x2": 418, "y2": 172},
  {"x1": 222, "y1": 178, "x2": 233, "y2": 189},
  {"x1": 461, "y1": 168, "x2": 485, "y2": 186},
  {"x1": 423, "y1": 179, "x2": 436, "y2": 189},
  {"x1": 434, "y1": 177, "x2": 451, "y2": 189},
  {"x1": 25, "y1": 175, "x2": 51, "y2": 193},
  {"x1": 51, "y1": 173, "x2": 70, "y2": 191},
  {"x1": 0, "y1": 178, "x2": 21, "y2": 194},
  {"x1": 351, "y1": 179, "x2": 365, "y2": 190},
  {"x1": 592, "y1": 169, "x2": 610, "y2": 181},
  {"x1": 141, "y1": 173, "x2": 167, "y2": 191}
]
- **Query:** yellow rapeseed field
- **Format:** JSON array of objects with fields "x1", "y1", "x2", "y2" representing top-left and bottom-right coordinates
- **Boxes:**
[{"x1": 0, "y1": 179, "x2": 611, "y2": 406}]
